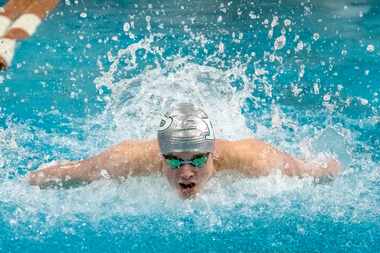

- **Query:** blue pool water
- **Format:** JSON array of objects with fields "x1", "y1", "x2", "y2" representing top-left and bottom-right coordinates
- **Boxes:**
[{"x1": 0, "y1": 0, "x2": 379, "y2": 252}]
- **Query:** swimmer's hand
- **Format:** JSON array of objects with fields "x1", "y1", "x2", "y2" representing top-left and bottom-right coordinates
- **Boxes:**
[
  {"x1": 309, "y1": 159, "x2": 341, "y2": 179},
  {"x1": 28, "y1": 161, "x2": 94, "y2": 188}
]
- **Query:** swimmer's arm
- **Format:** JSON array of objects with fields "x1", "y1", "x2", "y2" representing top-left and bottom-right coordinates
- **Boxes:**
[
  {"x1": 28, "y1": 140, "x2": 162, "y2": 188},
  {"x1": 215, "y1": 139, "x2": 340, "y2": 177}
]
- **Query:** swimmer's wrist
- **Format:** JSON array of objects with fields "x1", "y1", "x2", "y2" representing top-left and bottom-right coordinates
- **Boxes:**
[
  {"x1": 309, "y1": 159, "x2": 341, "y2": 178},
  {"x1": 28, "y1": 161, "x2": 79, "y2": 187}
]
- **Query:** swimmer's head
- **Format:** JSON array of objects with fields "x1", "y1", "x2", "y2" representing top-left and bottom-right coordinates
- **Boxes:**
[
  {"x1": 157, "y1": 103, "x2": 216, "y2": 198},
  {"x1": 157, "y1": 102, "x2": 215, "y2": 155}
]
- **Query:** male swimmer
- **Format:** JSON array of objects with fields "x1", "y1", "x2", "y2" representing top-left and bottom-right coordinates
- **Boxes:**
[{"x1": 28, "y1": 103, "x2": 340, "y2": 199}]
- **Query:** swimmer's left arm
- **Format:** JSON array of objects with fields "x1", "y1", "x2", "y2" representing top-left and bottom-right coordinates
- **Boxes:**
[{"x1": 215, "y1": 139, "x2": 341, "y2": 178}]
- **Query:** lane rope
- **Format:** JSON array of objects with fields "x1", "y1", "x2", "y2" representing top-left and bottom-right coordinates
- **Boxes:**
[
  {"x1": 0, "y1": 38, "x2": 16, "y2": 66},
  {"x1": 0, "y1": 15, "x2": 11, "y2": 36},
  {"x1": 8, "y1": 13, "x2": 42, "y2": 36}
]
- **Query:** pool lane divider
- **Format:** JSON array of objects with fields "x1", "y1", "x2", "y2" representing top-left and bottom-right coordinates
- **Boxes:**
[
  {"x1": 0, "y1": 0, "x2": 59, "y2": 70},
  {"x1": 0, "y1": 12, "x2": 15, "y2": 70},
  {"x1": 0, "y1": 0, "x2": 33, "y2": 70},
  {"x1": 0, "y1": 38, "x2": 15, "y2": 68},
  {"x1": 9, "y1": 13, "x2": 42, "y2": 38},
  {"x1": 0, "y1": 12, "x2": 42, "y2": 69},
  {"x1": 0, "y1": 15, "x2": 11, "y2": 36}
]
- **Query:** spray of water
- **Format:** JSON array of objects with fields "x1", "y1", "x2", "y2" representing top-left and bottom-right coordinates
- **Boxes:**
[{"x1": 0, "y1": 1, "x2": 379, "y2": 243}]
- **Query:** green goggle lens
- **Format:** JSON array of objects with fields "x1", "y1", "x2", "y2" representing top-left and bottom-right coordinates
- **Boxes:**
[
  {"x1": 166, "y1": 159, "x2": 182, "y2": 169},
  {"x1": 164, "y1": 154, "x2": 209, "y2": 170},
  {"x1": 192, "y1": 156, "x2": 208, "y2": 167}
]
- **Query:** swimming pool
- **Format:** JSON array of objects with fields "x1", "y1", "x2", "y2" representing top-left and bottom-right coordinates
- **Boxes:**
[{"x1": 0, "y1": 0, "x2": 379, "y2": 252}]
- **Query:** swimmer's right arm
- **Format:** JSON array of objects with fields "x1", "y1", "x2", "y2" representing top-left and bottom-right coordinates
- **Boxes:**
[{"x1": 28, "y1": 140, "x2": 162, "y2": 188}]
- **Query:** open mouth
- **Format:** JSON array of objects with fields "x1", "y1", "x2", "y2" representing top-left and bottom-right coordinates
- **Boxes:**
[{"x1": 179, "y1": 182, "x2": 196, "y2": 190}]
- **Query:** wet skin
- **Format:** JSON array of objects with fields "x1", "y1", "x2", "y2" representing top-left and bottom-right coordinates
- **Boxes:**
[{"x1": 162, "y1": 152, "x2": 215, "y2": 199}]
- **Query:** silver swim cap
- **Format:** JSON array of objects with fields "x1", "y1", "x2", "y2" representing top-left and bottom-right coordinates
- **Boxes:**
[{"x1": 157, "y1": 103, "x2": 215, "y2": 155}]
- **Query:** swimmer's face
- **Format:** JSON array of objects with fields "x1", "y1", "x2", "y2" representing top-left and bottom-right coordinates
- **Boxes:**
[{"x1": 162, "y1": 152, "x2": 215, "y2": 199}]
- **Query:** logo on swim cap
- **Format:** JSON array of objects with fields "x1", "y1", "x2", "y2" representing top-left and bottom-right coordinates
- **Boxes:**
[
  {"x1": 203, "y1": 118, "x2": 215, "y2": 140},
  {"x1": 158, "y1": 114, "x2": 173, "y2": 131},
  {"x1": 157, "y1": 103, "x2": 215, "y2": 154}
]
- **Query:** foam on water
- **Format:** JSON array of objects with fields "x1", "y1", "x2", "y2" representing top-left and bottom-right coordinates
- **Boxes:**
[{"x1": 94, "y1": 39, "x2": 253, "y2": 141}]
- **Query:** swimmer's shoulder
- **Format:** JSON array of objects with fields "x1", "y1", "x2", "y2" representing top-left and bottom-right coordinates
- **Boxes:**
[
  {"x1": 214, "y1": 138, "x2": 260, "y2": 154},
  {"x1": 104, "y1": 139, "x2": 162, "y2": 175},
  {"x1": 213, "y1": 139, "x2": 239, "y2": 171},
  {"x1": 213, "y1": 138, "x2": 262, "y2": 171}
]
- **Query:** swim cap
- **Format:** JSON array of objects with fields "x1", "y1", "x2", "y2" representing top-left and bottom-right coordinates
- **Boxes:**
[{"x1": 157, "y1": 103, "x2": 215, "y2": 155}]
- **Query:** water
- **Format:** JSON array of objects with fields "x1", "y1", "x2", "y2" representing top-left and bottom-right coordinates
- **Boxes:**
[{"x1": 0, "y1": 0, "x2": 379, "y2": 252}]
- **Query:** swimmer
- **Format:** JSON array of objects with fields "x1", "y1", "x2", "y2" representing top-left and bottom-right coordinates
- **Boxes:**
[
  {"x1": 0, "y1": 0, "x2": 59, "y2": 69},
  {"x1": 28, "y1": 103, "x2": 341, "y2": 199}
]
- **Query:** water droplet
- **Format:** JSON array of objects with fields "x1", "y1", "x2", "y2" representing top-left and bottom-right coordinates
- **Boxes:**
[
  {"x1": 313, "y1": 83, "x2": 320, "y2": 94},
  {"x1": 255, "y1": 68, "x2": 268, "y2": 76},
  {"x1": 274, "y1": 35, "x2": 286, "y2": 50},
  {"x1": 291, "y1": 84, "x2": 303, "y2": 97},
  {"x1": 80, "y1": 12, "x2": 87, "y2": 18},
  {"x1": 367, "y1": 44, "x2": 375, "y2": 52},
  {"x1": 218, "y1": 42, "x2": 224, "y2": 54},
  {"x1": 323, "y1": 94, "x2": 331, "y2": 101},
  {"x1": 296, "y1": 41, "x2": 304, "y2": 52},
  {"x1": 123, "y1": 22, "x2": 130, "y2": 32},
  {"x1": 358, "y1": 97, "x2": 368, "y2": 105},
  {"x1": 249, "y1": 11, "x2": 258, "y2": 19},
  {"x1": 284, "y1": 19, "x2": 291, "y2": 26},
  {"x1": 100, "y1": 169, "x2": 111, "y2": 179},
  {"x1": 313, "y1": 33, "x2": 320, "y2": 41},
  {"x1": 271, "y1": 16, "x2": 279, "y2": 28}
]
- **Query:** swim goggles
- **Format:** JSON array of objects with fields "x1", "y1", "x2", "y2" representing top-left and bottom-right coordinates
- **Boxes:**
[{"x1": 163, "y1": 153, "x2": 209, "y2": 170}]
